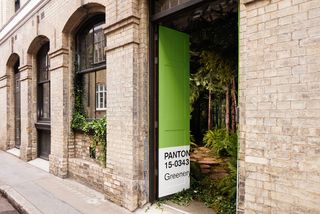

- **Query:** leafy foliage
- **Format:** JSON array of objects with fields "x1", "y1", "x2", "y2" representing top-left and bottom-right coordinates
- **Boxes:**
[
  {"x1": 204, "y1": 128, "x2": 238, "y2": 201},
  {"x1": 161, "y1": 165, "x2": 236, "y2": 214},
  {"x1": 204, "y1": 128, "x2": 237, "y2": 158},
  {"x1": 82, "y1": 117, "x2": 107, "y2": 167},
  {"x1": 160, "y1": 129, "x2": 238, "y2": 213},
  {"x1": 71, "y1": 111, "x2": 86, "y2": 130},
  {"x1": 189, "y1": 13, "x2": 238, "y2": 140}
]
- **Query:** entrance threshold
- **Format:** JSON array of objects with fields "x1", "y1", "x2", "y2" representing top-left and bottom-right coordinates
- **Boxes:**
[
  {"x1": 163, "y1": 201, "x2": 215, "y2": 214},
  {"x1": 6, "y1": 148, "x2": 20, "y2": 157},
  {"x1": 28, "y1": 158, "x2": 49, "y2": 172}
]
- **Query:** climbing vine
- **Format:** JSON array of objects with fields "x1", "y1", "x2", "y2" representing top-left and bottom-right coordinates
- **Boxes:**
[{"x1": 71, "y1": 61, "x2": 107, "y2": 167}]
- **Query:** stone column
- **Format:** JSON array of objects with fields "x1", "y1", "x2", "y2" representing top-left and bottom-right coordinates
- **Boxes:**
[
  {"x1": 48, "y1": 48, "x2": 70, "y2": 178},
  {"x1": 19, "y1": 65, "x2": 34, "y2": 161},
  {"x1": 103, "y1": 0, "x2": 149, "y2": 211}
]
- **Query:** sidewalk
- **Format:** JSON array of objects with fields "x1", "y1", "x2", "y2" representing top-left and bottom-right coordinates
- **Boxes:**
[{"x1": 0, "y1": 150, "x2": 187, "y2": 214}]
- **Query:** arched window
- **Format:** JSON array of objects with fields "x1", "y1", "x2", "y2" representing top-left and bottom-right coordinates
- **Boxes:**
[
  {"x1": 15, "y1": 0, "x2": 20, "y2": 12},
  {"x1": 76, "y1": 14, "x2": 106, "y2": 119}
]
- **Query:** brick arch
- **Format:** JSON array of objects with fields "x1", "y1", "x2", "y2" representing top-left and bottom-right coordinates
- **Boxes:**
[
  {"x1": 6, "y1": 53, "x2": 19, "y2": 67},
  {"x1": 26, "y1": 35, "x2": 50, "y2": 66},
  {"x1": 24, "y1": 35, "x2": 50, "y2": 162},
  {"x1": 62, "y1": 3, "x2": 105, "y2": 35},
  {"x1": 27, "y1": 35, "x2": 50, "y2": 55}
]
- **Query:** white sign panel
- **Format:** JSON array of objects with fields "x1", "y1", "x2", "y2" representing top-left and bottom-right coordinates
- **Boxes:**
[{"x1": 158, "y1": 145, "x2": 190, "y2": 197}]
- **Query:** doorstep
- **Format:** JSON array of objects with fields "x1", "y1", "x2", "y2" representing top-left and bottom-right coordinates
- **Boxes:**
[
  {"x1": 163, "y1": 201, "x2": 216, "y2": 214},
  {"x1": 28, "y1": 158, "x2": 49, "y2": 172},
  {"x1": 6, "y1": 148, "x2": 20, "y2": 157}
]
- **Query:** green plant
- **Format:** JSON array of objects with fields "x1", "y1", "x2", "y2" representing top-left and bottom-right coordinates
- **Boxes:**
[
  {"x1": 82, "y1": 117, "x2": 107, "y2": 167},
  {"x1": 158, "y1": 129, "x2": 238, "y2": 213},
  {"x1": 203, "y1": 128, "x2": 237, "y2": 157},
  {"x1": 204, "y1": 128, "x2": 238, "y2": 201},
  {"x1": 158, "y1": 162, "x2": 236, "y2": 214},
  {"x1": 71, "y1": 111, "x2": 86, "y2": 130}
]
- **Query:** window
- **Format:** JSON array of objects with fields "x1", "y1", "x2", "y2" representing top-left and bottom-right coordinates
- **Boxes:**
[
  {"x1": 15, "y1": 0, "x2": 20, "y2": 12},
  {"x1": 96, "y1": 83, "x2": 107, "y2": 110},
  {"x1": 76, "y1": 14, "x2": 106, "y2": 119},
  {"x1": 37, "y1": 42, "x2": 50, "y2": 121}
]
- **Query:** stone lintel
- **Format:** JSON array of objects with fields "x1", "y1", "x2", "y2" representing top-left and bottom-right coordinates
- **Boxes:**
[
  {"x1": 48, "y1": 47, "x2": 69, "y2": 58},
  {"x1": 48, "y1": 48, "x2": 69, "y2": 72},
  {"x1": 19, "y1": 65, "x2": 32, "y2": 81},
  {"x1": 105, "y1": 41, "x2": 139, "y2": 53},
  {"x1": 104, "y1": 15, "x2": 140, "y2": 35}
]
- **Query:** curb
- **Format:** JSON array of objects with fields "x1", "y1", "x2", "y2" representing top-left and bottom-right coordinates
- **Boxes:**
[{"x1": 0, "y1": 184, "x2": 42, "y2": 214}]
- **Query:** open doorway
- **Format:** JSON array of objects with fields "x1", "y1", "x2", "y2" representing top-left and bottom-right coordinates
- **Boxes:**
[{"x1": 150, "y1": 0, "x2": 238, "y2": 213}]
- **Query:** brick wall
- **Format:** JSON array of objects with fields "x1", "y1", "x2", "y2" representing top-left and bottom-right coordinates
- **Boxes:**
[
  {"x1": 104, "y1": 0, "x2": 149, "y2": 210},
  {"x1": 239, "y1": 0, "x2": 320, "y2": 213},
  {"x1": 0, "y1": 0, "x2": 149, "y2": 211}
]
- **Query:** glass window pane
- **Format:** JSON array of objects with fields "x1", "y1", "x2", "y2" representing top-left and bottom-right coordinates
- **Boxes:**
[
  {"x1": 39, "y1": 83, "x2": 50, "y2": 120},
  {"x1": 37, "y1": 44, "x2": 49, "y2": 82},
  {"x1": 42, "y1": 83, "x2": 50, "y2": 119},
  {"x1": 37, "y1": 43, "x2": 50, "y2": 121},
  {"x1": 86, "y1": 30, "x2": 94, "y2": 67},
  {"x1": 82, "y1": 72, "x2": 96, "y2": 118},
  {"x1": 96, "y1": 92, "x2": 99, "y2": 110},
  {"x1": 93, "y1": 25, "x2": 105, "y2": 64},
  {"x1": 93, "y1": 70, "x2": 106, "y2": 116},
  {"x1": 80, "y1": 35, "x2": 87, "y2": 70},
  {"x1": 77, "y1": 16, "x2": 105, "y2": 72},
  {"x1": 94, "y1": 41, "x2": 104, "y2": 64}
]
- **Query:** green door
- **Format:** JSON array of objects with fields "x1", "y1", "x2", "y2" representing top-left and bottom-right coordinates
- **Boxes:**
[{"x1": 158, "y1": 26, "x2": 190, "y2": 197}]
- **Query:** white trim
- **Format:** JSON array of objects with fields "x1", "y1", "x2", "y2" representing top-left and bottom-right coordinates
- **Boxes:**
[
  {"x1": 0, "y1": 0, "x2": 49, "y2": 44},
  {"x1": 96, "y1": 83, "x2": 106, "y2": 111}
]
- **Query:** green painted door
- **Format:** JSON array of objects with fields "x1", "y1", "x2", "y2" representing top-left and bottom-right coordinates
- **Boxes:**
[{"x1": 158, "y1": 26, "x2": 190, "y2": 197}]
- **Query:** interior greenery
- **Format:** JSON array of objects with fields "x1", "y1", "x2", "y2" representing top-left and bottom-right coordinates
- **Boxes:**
[
  {"x1": 71, "y1": 61, "x2": 107, "y2": 167},
  {"x1": 159, "y1": 12, "x2": 238, "y2": 214},
  {"x1": 161, "y1": 131, "x2": 237, "y2": 214}
]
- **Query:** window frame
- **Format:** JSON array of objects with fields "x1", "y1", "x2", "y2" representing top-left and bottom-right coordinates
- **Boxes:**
[
  {"x1": 36, "y1": 42, "x2": 50, "y2": 122},
  {"x1": 76, "y1": 14, "x2": 106, "y2": 74},
  {"x1": 96, "y1": 83, "x2": 107, "y2": 111},
  {"x1": 75, "y1": 14, "x2": 106, "y2": 119}
]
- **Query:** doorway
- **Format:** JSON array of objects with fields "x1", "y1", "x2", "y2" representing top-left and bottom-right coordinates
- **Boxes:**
[
  {"x1": 14, "y1": 60, "x2": 21, "y2": 149},
  {"x1": 150, "y1": 1, "x2": 238, "y2": 212},
  {"x1": 158, "y1": 26, "x2": 190, "y2": 197}
]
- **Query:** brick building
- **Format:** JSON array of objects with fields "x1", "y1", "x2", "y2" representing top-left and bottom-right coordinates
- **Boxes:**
[{"x1": 0, "y1": 0, "x2": 319, "y2": 213}]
